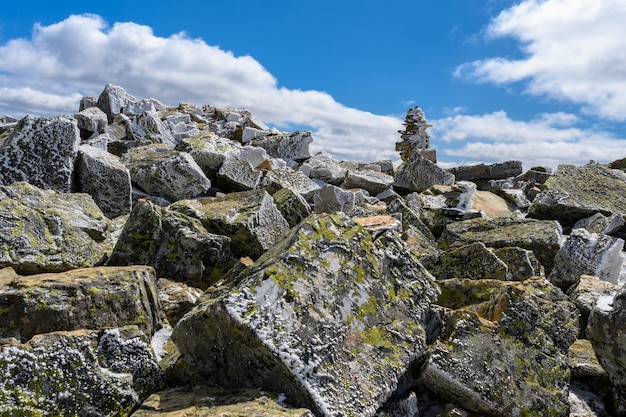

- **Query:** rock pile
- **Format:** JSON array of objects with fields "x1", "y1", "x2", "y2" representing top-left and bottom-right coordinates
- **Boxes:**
[{"x1": 0, "y1": 84, "x2": 625, "y2": 416}]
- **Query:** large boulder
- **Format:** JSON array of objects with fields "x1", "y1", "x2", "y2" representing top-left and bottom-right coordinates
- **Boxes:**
[
  {"x1": 393, "y1": 153, "x2": 455, "y2": 194},
  {"x1": 169, "y1": 214, "x2": 440, "y2": 416},
  {"x1": 174, "y1": 131, "x2": 240, "y2": 179},
  {"x1": 108, "y1": 199, "x2": 236, "y2": 288},
  {"x1": 439, "y1": 217, "x2": 563, "y2": 273},
  {"x1": 0, "y1": 115, "x2": 81, "y2": 192},
  {"x1": 568, "y1": 274, "x2": 621, "y2": 337},
  {"x1": 300, "y1": 151, "x2": 347, "y2": 185},
  {"x1": 447, "y1": 160, "x2": 523, "y2": 182},
  {"x1": 215, "y1": 154, "x2": 262, "y2": 192},
  {"x1": 121, "y1": 144, "x2": 211, "y2": 202},
  {"x1": 74, "y1": 106, "x2": 108, "y2": 138},
  {"x1": 130, "y1": 111, "x2": 176, "y2": 148},
  {"x1": 342, "y1": 169, "x2": 394, "y2": 196},
  {"x1": 0, "y1": 265, "x2": 166, "y2": 342},
  {"x1": 250, "y1": 131, "x2": 312, "y2": 162},
  {"x1": 169, "y1": 189, "x2": 290, "y2": 259},
  {"x1": 528, "y1": 164, "x2": 626, "y2": 233},
  {"x1": 0, "y1": 327, "x2": 164, "y2": 416},
  {"x1": 76, "y1": 144, "x2": 133, "y2": 218},
  {"x1": 97, "y1": 83, "x2": 137, "y2": 123},
  {"x1": 0, "y1": 182, "x2": 113, "y2": 275},
  {"x1": 422, "y1": 242, "x2": 509, "y2": 281}
]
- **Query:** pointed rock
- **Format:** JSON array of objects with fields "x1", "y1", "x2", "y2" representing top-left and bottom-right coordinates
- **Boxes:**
[{"x1": 97, "y1": 83, "x2": 137, "y2": 123}]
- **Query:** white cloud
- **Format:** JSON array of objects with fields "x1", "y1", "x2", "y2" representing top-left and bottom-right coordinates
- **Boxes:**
[
  {"x1": 0, "y1": 14, "x2": 401, "y2": 163},
  {"x1": 431, "y1": 111, "x2": 626, "y2": 169},
  {"x1": 455, "y1": 0, "x2": 626, "y2": 121}
]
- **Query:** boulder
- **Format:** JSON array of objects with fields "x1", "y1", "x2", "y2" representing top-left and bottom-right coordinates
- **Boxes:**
[
  {"x1": 492, "y1": 247, "x2": 543, "y2": 280},
  {"x1": 422, "y1": 242, "x2": 509, "y2": 281},
  {"x1": 568, "y1": 339, "x2": 608, "y2": 379},
  {"x1": 446, "y1": 160, "x2": 523, "y2": 182},
  {"x1": 342, "y1": 169, "x2": 394, "y2": 196},
  {"x1": 133, "y1": 386, "x2": 313, "y2": 417},
  {"x1": 169, "y1": 214, "x2": 439, "y2": 416},
  {"x1": 108, "y1": 199, "x2": 236, "y2": 288},
  {"x1": 301, "y1": 151, "x2": 347, "y2": 185},
  {"x1": 74, "y1": 106, "x2": 108, "y2": 137},
  {"x1": 121, "y1": 144, "x2": 211, "y2": 201},
  {"x1": 0, "y1": 115, "x2": 81, "y2": 192},
  {"x1": 573, "y1": 212, "x2": 625, "y2": 235},
  {"x1": 250, "y1": 131, "x2": 312, "y2": 162},
  {"x1": 131, "y1": 111, "x2": 176, "y2": 148},
  {"x1": 586, "y1": 283, "x2": 626, "y2": 410},
  {"x1": 216, "y1": 155, "x2": 263, "y2": 192},
  {"x1": 386, "y1": 197, "x2": 435, "y2": 240},
  {"x1": 549, "y1": 228, "x2": 624, "y2": 288},
  {"x1": 156, "y1": 278, "x2": 204, "y2": 325},
  {"x1": 169, "y1": 189, "x2": 289, "y2": 259},
  {"x1": 393, "y1": 153, "x2": 455, "y2": 194},
  {"x1": 0, "y1": 327, "x2": 164, "y2": 416},
  {"x1": 272, "y1": 187, "x2": 312, "y2": 228},
  {"x1": 174, "y1": 131, "x2": 240, "y2": 179},
  {"x1": 527, "y1": 164, "x2": 626, "y2": 233},
  {"x1": 97, "y1": 83, "x2": 137, "y2": 123},
  {"x1": 439, "y1": 217, "x2": 563, "y2": 273},
  {"x1": 76, "y1": 144, "x2": 133, "y2": 218},
  {"x1": 0, "y1": 265, "x2": 166, "y2": 342},
  {"x1": 262, "y1": 166, "x2": 321, "y2": 197},
  {"x1": 307, "y1": 184, "x2": 355, "y2": 214},
  {"x1": 470, "y1": 189, "x2": 518, "y2": 218},
  {"x1": 0, "y1": 182, "x2": 113, "y2": 275},
  {"x1": 568, "y1": 274, "x2": 621, "y2": 337}
]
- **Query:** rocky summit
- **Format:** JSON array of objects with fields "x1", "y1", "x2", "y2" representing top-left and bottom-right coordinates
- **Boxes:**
[{"x1": 0, "y1": 86, "x2": 625, "y2": 417}]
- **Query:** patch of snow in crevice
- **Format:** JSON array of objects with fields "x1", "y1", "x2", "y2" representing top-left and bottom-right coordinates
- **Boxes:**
[{"x1": 150, "y1": 325, "x2": 173, "y2": 362}]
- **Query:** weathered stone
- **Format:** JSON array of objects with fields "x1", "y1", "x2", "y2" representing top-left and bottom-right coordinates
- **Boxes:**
[
  {"x1": 587, "y1": 283, "x2": 626, "y2": 409},
  {"x1": 250, "y1": 131, "x2": 312, "y2": 162},
  {"x1": 79, "y1": 95, "x2": 97, "y2": 111},
  {"x1": 609, "y1": 156, "x2": 626, "y2": 172},
  {"x1": 234, "y1": 126, "x2": 272, "y2": 144},
  {"x1": 568, "y1": 339, "x2": 608, "y2": 379},
  {"x1": 77, "y1": 144, "x2": 132, "y2": 218},
  {"x1": 121, "y1": 144, "x2": 211, "y2": 201},
  {"x1": 97, "y1": 83, "x2": 137, "y2": 123},
  {"x1": 156, "y1": 278, "x2": 204, "y2": 325},
  {"x1": 353, "y1": 215, "x2": 402, "y2": 233},
  {"x1": 393, "y1": 153, "x2": 455, "y2": 194},
  {"x1": 403, "y1": 226, "x2": 441, "y2": 264},
  {"x1": 568, "y1": 274, "x2": 621, "y2": 337},
  {"x1": 239, "y1": 145, "x2": 270, "y2": 168},
  {"x1": 216, "y1": 155, "x2": 262, "y2": 192},
  {"x1": 0, "y1": 327, "x2": 164, "y2": 416},
  {"x1": 131, "y1": 111, "x2": 176, "y2": 147},
  {"x1": 272, "y1": 187, "x2": 312, "y2": 228},
  {"x1": 439, "y1": 181, "x2": 477, "y2": 211},
  {"x1": 447, "y1": 160, "x2": 523, "y2": 182},
  {"x1": 439, "y1": 217, "x2": 563, "y2": 273},
  {"x1": 549, "y1": 228, "x2": 624, "y2": 288},
  {"x1": 573, "y1": 212, "x2": 625, "y2": 235},
  {"x1": 169, "y1": 214, "x2": 439, "y2": 416},
  {"x1": 301, "y1": 151, "x2": 347, "y2": 186},
  {"x1": 527, "y1": 164, "x2": 626, "y2": 231},
  {"x1": 386, "y1": 197, "x2": 435, "y2": 240},
  {"x1": 108, "y1": 199, "x2": 235, "y2": 288},
  {"x1": 0, "y1": 266, "x2": 165, "y2": 342},
  {"x1": 0, "y1": 182, "x2": 113, "y2": 274},
  {"x1": 263, "y1": 166, "x2": 321, "y2": 196},
  {"x1": 492, "y1": 246, "x2": 543, "y2": 280},
  {"x1": 133, "y1": 386, "x2": 313, "y2": 417},
  {"x1": 307, "y1": 184, "x2": 355, "y2": 214},
  {"x1": 470, "y1": 189, "x2": 518, "y2": 218},
  {"x1": 169, "y1": 189, "x2": 289, "y2": 259},
  {"x1": 174, "y1": 131, "x2": 240, "y2": 179},
  {"x1": 422, "y1": 242, "x2": 508, "y2": 281},
  {"x1": 498, "y1": 188, "x2": 531, "y2": 209},
  {"x1": 342, "y1": 169, "x2": 394, "y2": 196},
  {"x1": 74, "y1": 106, "x2": 108, "y2": 137},
  {"x1": 0, "y1": 115, "x2": 81, "y2": 192}
]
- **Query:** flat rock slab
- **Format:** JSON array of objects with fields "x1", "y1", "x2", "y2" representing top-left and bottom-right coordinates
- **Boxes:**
[{"x1": 170, "y1": 214, "x2": 440, "y2": 416}]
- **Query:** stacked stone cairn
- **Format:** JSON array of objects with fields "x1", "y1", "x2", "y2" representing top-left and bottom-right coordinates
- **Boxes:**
[{"x1": 0, "y1": 84, "x2": 625, "y2": 416}]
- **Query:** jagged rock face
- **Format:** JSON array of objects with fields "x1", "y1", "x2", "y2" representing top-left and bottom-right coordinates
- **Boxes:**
[
  {"x1": 174, "y1": 131, "x2": 240, "y2": 179},
  {"x1": 422, "y1": 242, "x2": 509, "y2": 281},
  {"x1": 77, "y1": 144, "x2": 133, "y2": 218},
  {"x1": 439, "y1": 217, "x2": 563, "y2": 274},
  {"x1": 0, "y1": 115, "x2": 81, "y2": 192},
  {"x1": 301, "y1": 151, "x2": 347, "y2": 185},
  {"x1": 549, "y1": 228, "x2": 625, "y2": 288},
  {"x1": 272, "y1": 187, "x2": 312, "y2": 228},
  {"x1": 216, "y1": 155, "x2": 262, "y2": 191},
  {"x1": 307, "y1": 184, "x2": 355, "y2": 214},
  {"x1": 394, "y1": 154, "x2": 455, "y2": 194},
  {"x1": 0, "y1": 182, "x2": 113, "y2": 275},
  {"x1": 74, "y1": 106, "x2": 108, "y2": 137},
  {"x1": 0, "y1": 327, "x2": 164, "y2": 416},
  {"x1": 108, "y1": 199, "x2": 236, "y2": 288},
  {"x1": 528, "y1": 164, "x2": 626, "y2": 232},
  {"x1": 97, "y1": 83, "x2": 138, "y2": 123},
  {"x1": 0, "y1": 266, "x2": 165, "y2": 343},
  {"x1": 131, "y1": 111, "x2": 177, "y2": 147},
  {"x1": 133, "y1": 386, "x2": 313, "y2": 416},
  {"x1": 169, "y1": 189, "x2": 290, "y2": 259},
  {"x1": 586, "y1": 283, "x2": 626, "y2": 408},
  {"x1": 121, "y1": 144, "x2": 211, "y2": 201},
  {"x1": 250, "y1": 131, "x2": 312, "y2": 162},
  {"x1": 263, "y1": 166, "x2": 320, "y2": 197},
  {"x1": 492, "y1": 246, "x2": 543, "y2": 280},
  {"x1": 170, "y1": 214, "x2": 440, "y2": 417}
]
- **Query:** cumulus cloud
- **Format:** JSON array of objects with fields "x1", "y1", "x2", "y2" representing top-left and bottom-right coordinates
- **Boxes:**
[
  {"x1": 430, "y1": 111, "x2": 626, "y2": 169},
  {"x1": 0, "y1": 14, "x2": 402, "y2": 162},
  {"x1": 455, "y1": 0, "x2": 626, "y2": 121}
]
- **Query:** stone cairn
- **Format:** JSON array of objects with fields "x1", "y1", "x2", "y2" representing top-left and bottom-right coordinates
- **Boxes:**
[{"x1": 395, "y1": 106, "x2": 437, "y2": 162}]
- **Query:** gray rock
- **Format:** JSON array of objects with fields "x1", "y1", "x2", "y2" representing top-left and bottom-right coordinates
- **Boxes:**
[
  {"x1": 0, "y1": 327, "x2": 164, "y2": 416},
  {"x1": 216, "y1": 155, "x2": 262, "y2": 192},
  {"x1": 493, "y1": 246, "x2": 543, "y2": 280},
  {"x1": 108, "y1": 199, "x2": 235, "y2": 288},
  {"x1": 422, "y1": 242, "x2": 509, "y2": 280},
  {"x1": 77, "y1": 144, "x2": 132, "y2": 218},
  {"x1": 121, "y1": 144, "x2": 211, "y2": 201},
  {"x1": 0, "y1": 115, "x2": 81, "y2": 192},
  {"x1": 342, "y1": 169, "x2": 394, "y2": 196},
  {"x1": 0, "y1": 182, "x2": 113, "y2": 275},
  {"x1": 97, "y1": 83, "x2": 137, "y2": 123},
  {"x1": 302, "y1": 151, "x2": 347, "y2": 185},
  {"x1": 79, "y1": 95, "x2": 98, "y2": 111},
  {"x1": 169, "y1": 189, "x2": 289, "y2": 259},
  {"x1": 447, "y1": 160, "x2": 523, "y2": 182},
  {"x1": 74, "y1": 106, "x2": 108, "y2": 137},
  {"x1": 263, "y1": 166, "x2": 321, "y2": 196},
  {"x1": 568, "y1": 274, "x2": 621, "y2": 338},
  {"x1": 250, "y1": 131, "x2": 312, "y2": 162},
  {"x1": 573, "y1": 212, "x2": 625, "y2": 235},
  {"x1": 239, "y1": 145, "x2": 270, "y2": 168},
  {"x1": 175, "y1": 131, "x2": 240, "y2": 179},
  {"x1": 393, "y1": 153, "x2": 455, "y2": 194},
  {"x1": 156, "y1": 278, "x2": 204, "y2": 325},
  {"x1": 272, "y1": 187, "x2": 312, "y2": 228},
  {"x1": 307, "y1": 184, "x2": 355, "y2": 214},
  {"x1": 0, "y1": 265, "x2": 166, "y2": 342},
  {"x1": 131, "y1": 111, "x2": 177, "y2": 148},
  {"x1": 549, "y1": 228, "x2": 624, "y2": 288},
  {"x1": 123, "y1": 99, "x2": 157, "y2": 117},
  {"x1": 439, "y1": 217, "x2": 563, "y2": 274},
  {"x1": 169, "y1": 214, "x2": 439, "y2": 416}
]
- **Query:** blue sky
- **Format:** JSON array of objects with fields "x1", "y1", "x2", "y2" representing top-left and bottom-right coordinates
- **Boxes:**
[{"x1": 1, "y1": 0, "x2": 625, "y2": 170}]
